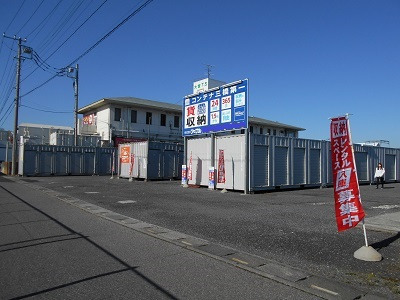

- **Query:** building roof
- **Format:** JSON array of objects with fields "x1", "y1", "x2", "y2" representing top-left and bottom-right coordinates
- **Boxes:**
[
  {"x1": 19, "y1": 123, "x2": 74, "y2": 131},
  {"x1": 78, "y1": 97, "x2": 304, "y2": 131},
  {"x1": 249, "y1": 116, "x2": 305, "y2": 131},
  {"x1": 78, "y1": 97, "x2": 181, "y2": 114}
]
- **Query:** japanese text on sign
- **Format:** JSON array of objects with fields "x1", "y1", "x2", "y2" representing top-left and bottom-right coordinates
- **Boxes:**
[
  {"x1": 330, "y1": 116, "x2": 365, "y2": 232},
  {"x1": 183, "y1": 79, "x2": 248, "y2": 136}
]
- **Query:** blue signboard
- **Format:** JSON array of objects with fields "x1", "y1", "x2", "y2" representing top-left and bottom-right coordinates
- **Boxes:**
[{"x1": 183, "y1": 79, "x2": 248, "y2": 136}]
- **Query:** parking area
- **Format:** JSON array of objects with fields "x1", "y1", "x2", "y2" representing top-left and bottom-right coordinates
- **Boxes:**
[{"x1": 17, "y1": 176, "x2": 400, "y2": 297}]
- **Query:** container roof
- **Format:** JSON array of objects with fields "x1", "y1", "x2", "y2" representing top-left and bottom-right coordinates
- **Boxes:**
[
  {"x1": 249, "y1": 116, "x2": 305, "y2": 131},
  {"x1": 78, "y1": 97, "x2": 181, "y2": 114},
  {"x1": 19, "y1": 123, "x2": 74, "y2": 130}
]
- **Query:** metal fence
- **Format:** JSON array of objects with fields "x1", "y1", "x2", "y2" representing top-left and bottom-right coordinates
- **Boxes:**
[
  {"x1": 118, "y1": 141, "x2": 183, "y2": 180},
  {"x1": 18, "y1": 144, "x2": 117, "y2": 176},
  {"x1": 186, "y1": 133, "x2": 400, "y2": 192}
]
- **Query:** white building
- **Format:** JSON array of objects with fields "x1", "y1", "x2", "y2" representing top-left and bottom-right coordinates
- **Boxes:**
[
  {"x1": 77, "y1": 96, "x2": 304, "y2": 146},
  {"x1": 248, "y1": 116, "x2": 304, "y2": 138},
  {"x1": 18, "y1": 123, "x2": 74, "y2": 145},
  {"x1": 77, "y1": 97, "x2": 182, "y2": 145}
]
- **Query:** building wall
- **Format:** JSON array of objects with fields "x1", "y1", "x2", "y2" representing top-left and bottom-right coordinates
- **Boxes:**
[
  {"x1": 97, "y1": 107, "x2": 110, "y2": 140},
  {"x1": 83, "y1": 104, "x2": 182, "y2": 143}
]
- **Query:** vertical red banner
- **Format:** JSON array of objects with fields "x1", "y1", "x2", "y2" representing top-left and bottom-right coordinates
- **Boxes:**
[
  {"x1": 188, "y1": 152, "x2": 193, "y2": 181},
  {"x1": 129, "y1": 153, "x2": 135, "y2": 176},
  {"x1": 218, "y1": 149, "x2": 226, "y2": 184},
  {"x1": 330, "y1": 116, "x2": 365, "y2": 232}
]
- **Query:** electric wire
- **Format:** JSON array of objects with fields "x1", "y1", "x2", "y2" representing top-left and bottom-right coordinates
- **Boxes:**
[
  {"x1": 4, "y1": 0, "x2": 27, "y2": 33},
  {"x1": 20, "y1": 104, "x2": 71, "y2": 114},
  {"x1": 40, "y1": 0, "x2": 96, "y2": 56},
  {"x1": 20, "y1": 0, "x2": 155, "y2": 100},
  {"x1": 0, "y1": 102, "x2": 14, "y2": 127},
  {"x1": 36, "y1": 0, "x2": 85, "y2": 54},
  {"x1": 67, "y1": 0, "x2": 154, "y2": 67},
  {"x1": 16, "y1": 0, "x2": 45, "y2": 35},
  {"x1": 22, "y1": 0, "x2": 108, "y2": 82},
  {"x1": 26, "y1": 0, "x2": 63, "y2": 38}
]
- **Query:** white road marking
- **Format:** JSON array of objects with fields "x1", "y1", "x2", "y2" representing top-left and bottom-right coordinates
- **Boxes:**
[
  {"x1": 85, "y1": 192, "x2": 99, "y2": 194},
  {"x1": 310, "y1": 285, "x2": 339, "y2": 296},
  {"x1": 117, "y1": 200, "x2": 137, "y2": 204},
  {"x1": 63, "y1": 186, "x2": 74, "y2": 188},
  {"x1": 372, "y1": 205, "x2": 400, "y2": 209}
]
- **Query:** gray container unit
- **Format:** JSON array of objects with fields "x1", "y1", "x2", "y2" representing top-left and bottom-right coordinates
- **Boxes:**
[
  {"x1": 118, "y1": 141, "x2": 183, "y2": 180},
  {"x1": 18, "y1": 144, "x2": 116, "y2": 176},
  {"x1": 50, "y1": 132, "x2": 101, "y2": 147},
  {"x1": 186, "y1": 137, "x2": 212, "y2": 186},
  {"x1": 186, "y1": 133, "x2": 400, "y2": 192},
  {"x1": 215, "y1": 135, "x2": 246, "y2": 191}
]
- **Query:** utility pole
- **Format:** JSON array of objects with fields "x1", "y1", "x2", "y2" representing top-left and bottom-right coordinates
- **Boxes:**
[
  {"x1": 3, "y1": 34, "x2": 29, "y2": 176},
  {"x1": 68, "y1": 64, "x2": 79, "y2": 146},
  {"x1": 74, "y1": 64, "x2": 79, "y2": 146}
]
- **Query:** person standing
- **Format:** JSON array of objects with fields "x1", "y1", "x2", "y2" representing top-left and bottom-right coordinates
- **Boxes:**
[{"x1": 374, "y1": 162, "x2": 385, "y2": 189}]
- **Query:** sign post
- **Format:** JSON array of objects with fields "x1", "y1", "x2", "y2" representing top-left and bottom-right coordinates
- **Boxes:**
[
  {"x1": 182, "y1": 165, "x2": 188, "y2": 187},
  {"x1": 218, "y1": 149, "x2": 227, "y2": 193},
  {"x1": 110, "y1": 149, "x2": 115, "y2": 179},
  {"x1": 183, "y1": 79, "x2": 248, "y2": 137},
  {"x1": 330, "y1": 115, "x2": 382, "y2": 261},
  {"x1": 208, "y1": 167, "x2": 215, "y2": 190}
]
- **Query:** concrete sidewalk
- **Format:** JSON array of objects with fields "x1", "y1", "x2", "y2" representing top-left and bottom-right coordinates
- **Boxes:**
[
  {"x1": 0, "y1": 177, "x2": 387, "y2": 299},
  {"x1": 365, "y1": 211, "x2": 400, "y2": 233}
]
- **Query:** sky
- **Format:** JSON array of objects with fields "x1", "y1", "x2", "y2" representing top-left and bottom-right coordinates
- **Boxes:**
[{"x1": 0, "y1": 0, "x2": 399, "y2": 147}]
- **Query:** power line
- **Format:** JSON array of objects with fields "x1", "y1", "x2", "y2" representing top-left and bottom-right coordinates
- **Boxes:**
[
  {"x1": 68, "y1": 0, "x2": 154, "y2": 67},
  {"x1": 26, "y1": 0, "x2": 63, "y2": 38},
  {"x1": 16, "y1": 0, "x2": 45, "y2": 35},
  {"x1": 36, "y1": 0, "x2": 85, "y2": 54},
  {"x1": 0, "y1": 100, "x2": 14, "y2": 127},
  {"x1": 21, "y1": 0, "x2": 155, "y2": 99},
  {"x1": 22, "y1": 0, "x2": 108, "y2": 82},
  {"x1": 4, "y1": 0, "x2": 27, "y2": 33},
  {"x1": 20, "y1": 104, "x2": 72, "y2": 114}
]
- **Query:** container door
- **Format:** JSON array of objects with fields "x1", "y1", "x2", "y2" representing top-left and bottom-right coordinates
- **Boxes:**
[
  {"x1": 253, "y1": 145, "x2": 268, "y2": 187},
  {"x1": 354, "y1": 152, "x2": 368, "y2": 181},
  {"x1": 309, "y1": 149, "x2": 321, "y2": 184},
  {"x1": 70, "y1": 149, "x2": 81, "y2": 175},
  {"x1": 163, "y1": 150, "x2": 175, "y2": 179},
  {"x1": 385, "y1": 154, "x2": 396, "y2": 181},
  {"x1": 148, "y1": 149, "x2": 161, "y2": 179},
  {"x1": 293, "y1": 148, "x2": 305, "y2": 184},
  {"x1": 83, "y1": 149, "x2": 95, "y2": 175},
  {"x1": 274, "y1": 146, "x2": 288, "y2": 186},
  {"x1": 54, "y1": 150, "x2": 68, "y2": 175},
  {"x1": 39, "y1": 147, "x2": 53, "y2": 176}
]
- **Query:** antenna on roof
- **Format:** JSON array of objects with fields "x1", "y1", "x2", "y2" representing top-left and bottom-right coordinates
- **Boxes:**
[{"x1": 205, "y1": 64, "x2": 214, "y2": 79}]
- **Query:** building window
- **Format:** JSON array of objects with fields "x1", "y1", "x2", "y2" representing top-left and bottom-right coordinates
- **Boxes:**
[
  {"x1": 241, "y1": 129, "x2": 245, "y2": 134},
  {"x1": 267, "y1": 129, "x2": 271, "y2": 135},
  {"x1": 174, "y1": 116, "x2": 180, "y2": 128},
  {"x1": 131, "y1": 110, "x2": 137, "y2": 123},
  {"x1": 260, "y1": 127, "x2": 264, "y2": 134},
  {"x1": 146, "y1": 112, "x2": 152, "y2": 124},
  {"x1": 114, "y1": 108, "x2": 121, "y2": 121},
  {"x1": 250, "y1": 126, "x2": 253, "y2": 133},
  {"x1": 273, "y1": 129, "x2": 276, "y2": 136},
  {"x1": 160, "y1": 114, "x2": 166, "y2": 126}
]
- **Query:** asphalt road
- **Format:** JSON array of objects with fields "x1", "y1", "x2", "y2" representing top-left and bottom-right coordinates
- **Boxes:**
[{"x1": 15, "y1": 176, "x2": 400, "y2": 298}]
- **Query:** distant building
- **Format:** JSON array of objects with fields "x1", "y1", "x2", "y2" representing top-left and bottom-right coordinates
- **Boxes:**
[
  {"x1": 248, "y1": 117, "x2": 304, "y2": 138},
  {"x1": 18, "y1": 123, "x2": 74, "y2": 145},
  {"x1": 77, "y1": 97, "x2": 182, "y2": 145}
]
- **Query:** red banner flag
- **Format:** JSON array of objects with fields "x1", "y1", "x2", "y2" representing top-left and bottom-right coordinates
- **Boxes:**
[
  {"x1": 188, "y1": 152, "x2": 193, "y2": 181},
  {"x1": 129, "y1": 153, "x2": 135, "y2": 176},
  {"x1": 218, "y1": 149, "x2": 226, "y2": 184},
  {"x1": 330, "y1": 116, "x2": 365, "y2": 232}
]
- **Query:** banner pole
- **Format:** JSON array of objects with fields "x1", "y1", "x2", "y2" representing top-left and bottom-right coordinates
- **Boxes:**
[
  {"x1": 346, "y1": 113, "x2": 370, "y2": 247},
  {"x1": 362, "y1": 219, "x2": 369, "y2": 247}
]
